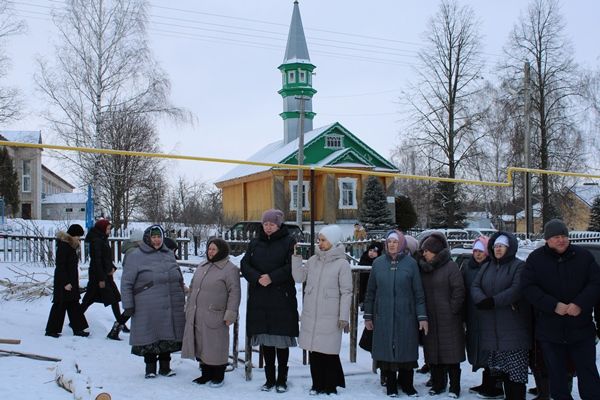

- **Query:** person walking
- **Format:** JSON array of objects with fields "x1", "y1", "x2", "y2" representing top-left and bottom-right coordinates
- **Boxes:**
[
  {"x1": 80, "y1": 219, "x2": 127, "y2": 340},
  {"x1": 521, "y1": 219, "x2": 600, "y2": 400},
  {"x1": 182, "y1": 238, "x2": 241, "y2": 388},
  {"x1": 418, "y1": 232, "x2": 466, "y2": 398},
  {"x1": 45, "y1": 224, "x2": 89, "y2": 338},
  {"x1": 120, "y1": 225, "x2": 186, "y2": 378},
  {"x1": 240, "y1": 209, "x2": 299, "y2": 393},
  {"x1": 471, "y1": 232, "x2": 531, "y2": 400},
  {"x1": 292, "y1": 225, "x2": 352, "y2": 395},
  {"x1": 364, "y1": 230, "x2": 428, "y2": 398}
]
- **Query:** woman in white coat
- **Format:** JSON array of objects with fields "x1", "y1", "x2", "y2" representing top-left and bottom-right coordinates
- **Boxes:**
[{"x1": 292, "y1": 225, "x2": 353, "y2": 395}]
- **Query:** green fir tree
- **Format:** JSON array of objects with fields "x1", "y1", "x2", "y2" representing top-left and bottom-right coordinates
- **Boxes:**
[
  {"x1": 430, "y1": 180, "x2": 466, "y2": 228},
  {"x1": 395, "y1": 195, "x2": 417, "y2": 231},
  {"x1": 0, "y1": 147, "x2": 19, "y2": 216},
  {"x1": 359, "y1": 176, "x2": 392, "y2": 227}
]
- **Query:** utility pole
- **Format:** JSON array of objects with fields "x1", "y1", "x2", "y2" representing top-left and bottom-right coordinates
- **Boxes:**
[
  {"x1": 295, "y1": 94, "x2": 306, "y2": 228},
  {"x1": 524, "y1": 62, "x2": 533, "y2": 237}
]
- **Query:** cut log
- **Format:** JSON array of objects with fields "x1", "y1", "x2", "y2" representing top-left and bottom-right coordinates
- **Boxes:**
[
  {"x1": 0, "y1": 349, "x2": 60, "y2": 362},
  {"x1": 55, "y1": 359, "x2": 111, "y2": 400},
  {"x1": 0, "y1": 339, "x2": 21, "y2": 344}
]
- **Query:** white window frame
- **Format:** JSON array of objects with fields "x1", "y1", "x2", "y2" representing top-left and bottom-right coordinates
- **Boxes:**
[
  {"x1": 22, "y1": 160, "x2": 31, "y2": 193},
  {"x1": 325, "y1": 134, "x2": 343, "y2": 149},
  {"x1": 288, "y1": 70, "x2": 296, "y2": 83},
  {"x1": 289, "y1": 181, "x2": 310, "y2": 211},
  {"x1": 338, "y1": 178, "x2": 357, "y2": 209},
  {"x1": 299, "y1": 70, "x2": 306, "y2": 83}
]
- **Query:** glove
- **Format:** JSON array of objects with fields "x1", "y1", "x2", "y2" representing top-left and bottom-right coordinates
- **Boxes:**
[
  {"x1": 338, "y1": 320, "x2": 349, "y2": 333},
  {"x1": 123, "y1": 308, "x2": 135, "y2": 318},
  {"x1": 476, "y1": 297, "x2": 495, "y2": 310}
]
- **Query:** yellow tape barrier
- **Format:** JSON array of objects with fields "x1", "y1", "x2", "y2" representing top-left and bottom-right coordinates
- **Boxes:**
[{"x1": 2, "y1": 140, "x2": 600, "y2": 187}]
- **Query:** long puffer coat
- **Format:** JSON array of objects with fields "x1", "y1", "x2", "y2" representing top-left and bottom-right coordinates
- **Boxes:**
[
  {"x1": 462, "y1": 255, "x2": 490, "y2": 370},
  {"x1": 181, "y1": 256, "x2": 241, "y2": 365},
  {"x1": 292, "y1": 244, "x2": 353, "y2": 355},
  {"x1": 120, "y1": 225, "x2": 186, "y2": 347},
  {"x1": 364, "y1": 251, "x2": 427, "y2": 363},
  {"x1": 52, "y1": 231, "x2": 82, "y2": 303},
  {"x1": 83, "y1": 226, "x2": 120, "y2": 306},
  {"x1": 418, "y1": 240, "x2": 466, "y2": 365},
  {"x1": 240, "y1": 225, "x2": 299, "y2": 338},
  {"x1": 471, "y1": 231, "x2": 531, "y2": 352}
]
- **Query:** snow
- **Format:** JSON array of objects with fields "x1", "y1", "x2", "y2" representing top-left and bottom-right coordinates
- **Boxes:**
[{"x1": 0, "y1": 256, "x2": 595, "y2": 399}]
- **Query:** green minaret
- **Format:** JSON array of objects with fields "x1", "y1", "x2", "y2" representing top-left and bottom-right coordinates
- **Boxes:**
[{"x1": 279, "y1": 0, "x2": 316, "y2": 144}]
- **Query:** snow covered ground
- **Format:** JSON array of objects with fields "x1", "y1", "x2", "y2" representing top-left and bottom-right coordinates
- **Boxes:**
[{"x1": 0, "y1": 255, "x2": 595, "y2": 399}]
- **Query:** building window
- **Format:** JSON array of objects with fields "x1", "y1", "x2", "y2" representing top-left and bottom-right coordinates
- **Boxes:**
[
  {"x1": 325, "y1": 135, "x2": 343, "y2": 149},
  {"x1": 80, "y1": 208, "x2": 85, "y2": 212},
  {"x1": 338, "y1": 178, "x2": 357, "y2": 209},
  {"x1": 22, "y1": 160, "x2": 31, "y2": 193},
  {"x1": 65, "y1": 207, "x2": 73, "y2": 212},
  {"x1": 289, "y1": 181, "x2": 310, "y2": 210},
  {"x1": 288, "y1": 70, "x2": 296, "y2": 83},
  {"x1": 299, "y1": 70, "x2": 306, "y2": 83}
]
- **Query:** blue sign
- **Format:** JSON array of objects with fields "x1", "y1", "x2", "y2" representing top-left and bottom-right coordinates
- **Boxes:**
[{"x1": 85, "y1": 185, "x2": 94, "y2": 230}]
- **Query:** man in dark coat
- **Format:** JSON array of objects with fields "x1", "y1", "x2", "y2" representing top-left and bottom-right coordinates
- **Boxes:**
[
  {"x1": 45, "y1": 224, "x2": 89, "y2": 337},
  {"x1": 521, "y1": 219, "x2": 600, "y2": 400}
]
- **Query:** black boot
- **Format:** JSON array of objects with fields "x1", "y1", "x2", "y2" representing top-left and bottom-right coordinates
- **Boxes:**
[
  {"x1": 261, "y1": 364, "x2": 276, "y2": 391},
  {"x1": 469, "y1": 369, "x2": 487, "y2": 394},
  {"x1": 276, "y1": 365, "x2": 289, "y2": 393},
  {"x1": 158, "y1": 353, "x2": 175, "y2": 377},
  {"x1": 531, "y1": 370, "x2": 550, "y2": 400},
  {"x1": 193, "y1": 364, "x2": 213, "y2": 384},
  {"x1": 209, "y1": 365, "x2": 226, "y2": 388},
  {"x1": 428, "y1": 365, "x2": 447, "y2": 395},
  {"x1": 503, "y1": 378, "x2": 526, "y2": 400},
  {"x1": 448, "y1": 365, "x2": 461, "y2": 398},
  {"x1": 398, "y1": 369, "x2": 417, "y2": 397},
  {"x1": 106, "y1": 321, "x2": 122, "y2": 341},
  {"x1": 385, "y1": 370, "x2": 398, "y2": 397},
  {"x1": 478, "y1": 370, "x2": 504, "y2": 399},
  {"x1": 144, "y1": 354, "x2": 157, "y2": 379}
]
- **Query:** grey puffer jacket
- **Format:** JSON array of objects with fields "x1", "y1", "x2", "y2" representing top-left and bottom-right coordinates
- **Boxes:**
[
  {"x1": 120, "y1": 225, "x2": 186, "y2": 346},
  {"x1": 471, "y1": 231, "x2": 531, "y2": 352}
]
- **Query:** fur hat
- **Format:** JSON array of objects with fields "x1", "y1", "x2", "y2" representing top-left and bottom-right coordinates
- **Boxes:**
[
  {"x1": 472, "y1": 236, "x2": 489, "y2": 256},
  {"x1": 544, "y1": 219, "x2": 569, "y2": 240},
  {"x1": 319, "y1": 225, "x2": 344, "y2": 245},
  {"x1": 94, "y1": 219, "x2": 111, "y2": 233},
  {"x1": 404, "y1": 235, "x2": 419, "y2": 256},
  {"x1": 421, "y1": 234, "x2": 446, "y2": 254},
  {"x1": 67, "y1": 224, "x2": 84, "y2": 237},
  {"x1": 261, "y1": 209, "x2": 284, "y2": 227}
]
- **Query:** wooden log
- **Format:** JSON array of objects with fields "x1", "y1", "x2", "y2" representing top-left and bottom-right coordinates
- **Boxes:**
[
  {"x1": 0, "y1": 349, "x2": 60, "y2": 362},
  {"x1": 0, "y1": 338, "x2": 21, "y2": 344},
  {"x1": 55, "y1": 360, "x2": 111, "y2": 400}
]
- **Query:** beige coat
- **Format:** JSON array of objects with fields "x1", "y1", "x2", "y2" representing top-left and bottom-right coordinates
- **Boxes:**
[
  {"x1": 292, "y1": 244, "x2": 352, "y2": 355},
  {"x1": 181, "y1": 257, "x2": 241, "y2": 365}
]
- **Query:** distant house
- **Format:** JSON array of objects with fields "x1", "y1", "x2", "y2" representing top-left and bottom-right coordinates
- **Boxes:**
[
  {"x1": 0, "y1": 130, "x2": 77, "y2": 219},
  {"x1": 215, "y1": 2, "x2": 398, "y2": 226},
  {"x1": 42, "y1": 192, "x2": 87, "y2": 221}
]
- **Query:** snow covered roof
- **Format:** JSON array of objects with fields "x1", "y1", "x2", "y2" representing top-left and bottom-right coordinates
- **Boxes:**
[
  {"x1": 282, "y1": 1, "x2": 311, "y2": 64},
  {"x1": 215, "y1": 123, "x2": 336, "y2": 183},
  {"x1": 516, "y1": 202, "x2": 542, "y2": 219},
  {"x1": 569, "y1": 184, "x2": 600, "y2": 207},
  {"x1": 0, "y1": 130, "x2": 42, "y2": 144},
  {"x1": 42, "y1": 192, "x2": 87, "y2": 205}
]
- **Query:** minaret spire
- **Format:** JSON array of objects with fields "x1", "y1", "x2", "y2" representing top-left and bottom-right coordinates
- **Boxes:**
[{"x1": 279, "y1": 0, "x2": 316, "y2": 144}]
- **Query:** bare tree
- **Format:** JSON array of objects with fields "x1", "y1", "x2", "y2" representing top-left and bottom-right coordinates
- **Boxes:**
[
  {"x1": 402, "y1": 0, "x2": 487, "y2": 227},
  {"x1": 500, "y1": 0, "x2": 584, "y2": 225},
  {"x1": 35, "y1": 0, "x2": 189, "y2": 216},
  {"x1": 0, "y1": 1, "x2": 25, "y2": 122}
]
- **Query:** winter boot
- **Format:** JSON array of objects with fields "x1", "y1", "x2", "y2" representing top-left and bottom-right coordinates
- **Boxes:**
[
  {"x1": 478, "y1": 371, "x2": 504, "y2": 399},
  {"x1": 144, "y1": 355, "x2": 157, "y2": 379},
  {"x1": 261, "y1": 364, "x2": 276, "y2": 391},
  {"x1": 428, "y1": 365, "x2": 447, "y2": 395},
  {"x1": 106, "y1": 321, "x2": 122, "y2": 341},
  {"x1": 158, "y1": 353, "x2": 175, "y2": 377},
  {"x1": 385, "y1": 370, "x2": 398, "y2": 397},
  {"x1": 531, "y1": 370, "x2": 550, "y2": 400},
  {"x1": 275, "y1": 365, "x2": 289, "y2": 393},
  {"x1": 209, "y1": 365, "x2": 226, "y2": 388},
  {"x1": 448, "y1": 365, "x2": 461, "y2": 398},
  {"x1": 398, "y1": 369, "x2": 418, "y2": 397},
  {"x1": 503, "y1": 378, "x2": 526, "y2": 400},
  {"x1": 469, "y1": 369, "x2": 488, "y2": 394},
  {"x1": 193, "y1": 364, "x2": 213, "y2": 384},
  {"x1": 120, "y1": 324, "x2": 130, "y2": 333}
]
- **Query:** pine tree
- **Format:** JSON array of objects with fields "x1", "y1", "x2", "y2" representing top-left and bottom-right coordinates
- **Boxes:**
[
  {"x1": 0, "y1": 147, "x2": 19, "y2": 215},
  {"x1": 395, "y1": 195, "x2": 417, "y2": 231},
  {"x1": 359, "y1": 176, "x2": 392, "y2": 227},
  {"x1": 430, "y1": 180, "x2": 466, "y2": 228},
  {"x1": 588, "y1": 197, "x2": 600, "y2": 231}
]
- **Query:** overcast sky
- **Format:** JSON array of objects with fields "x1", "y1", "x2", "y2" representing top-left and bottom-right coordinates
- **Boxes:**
[{"x1": 5, "y1": 0, "x2": 600, "y2": 188}]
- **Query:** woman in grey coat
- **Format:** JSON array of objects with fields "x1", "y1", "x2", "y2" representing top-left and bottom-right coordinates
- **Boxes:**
[
  {"x1": 471, "y1": 232, "x2": 531, "y2": 400},
  {"x1": 292, "y1": 225, "x2": 352, "y2": 395},
  {"x1": 120, "y1": 225, "x2": 186, "y2": 379},
  {"x1": 418, "y1": 232, "x2": 466, "y2": 398},
  {"x1": 364, "y1": 230, "x2": 428, "y2": 398},
  {"x1": 181, "y1": 238, "x2": 241, "y2": 388}
]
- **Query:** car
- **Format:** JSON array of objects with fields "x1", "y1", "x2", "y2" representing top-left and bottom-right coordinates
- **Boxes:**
[{"x1": 225, "y1": 221, "x2": 306, "y2": 242}]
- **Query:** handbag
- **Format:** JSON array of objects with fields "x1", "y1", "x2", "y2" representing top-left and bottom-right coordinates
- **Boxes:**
[{"x1": 358, "y1": 327, "x2": 373, "y2": 352}]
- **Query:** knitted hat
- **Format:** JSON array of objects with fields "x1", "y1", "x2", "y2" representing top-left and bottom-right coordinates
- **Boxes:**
[
  {"x1": 94, "y1": 219, "x2": 111, "y2": 233},
  {"x1": 150, "y1": 227, "x2": 162, "y2": 236},
  {"x1": 544, "y1": 219, "x2": 569, "y2": 240},
  {"x1": 421, "y1": 234, "x2": 445, "y2": 254},
  {"x1": 67, "y1": 224, "x2": 84, "y2": 237},
  {"x1": 494, "y1": 235, "x2": 510, "y2": 248},
  {"x1": 261, "y1": 209, "x2": 284, "y2": 227},
  {"x1": 472, "y1": 236, "x2": 489, "y2": 256},
  {"x1": 319, "y1": 225, "x2": 344, "y2": 245}
]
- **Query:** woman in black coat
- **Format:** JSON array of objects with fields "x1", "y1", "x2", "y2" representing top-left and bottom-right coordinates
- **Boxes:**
[
  {"x1": 80, "y1": 219, "x2": 127, "y2": 340},
  {"x1": 357, "y1": 241, "x2": 382, "y2": 305},
  {"x1": 241, "y1": 209, "x2": 298, "y2": 393},
  {"x1": 45, "y1": 224, "x2": 89, "y2": 337}
]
